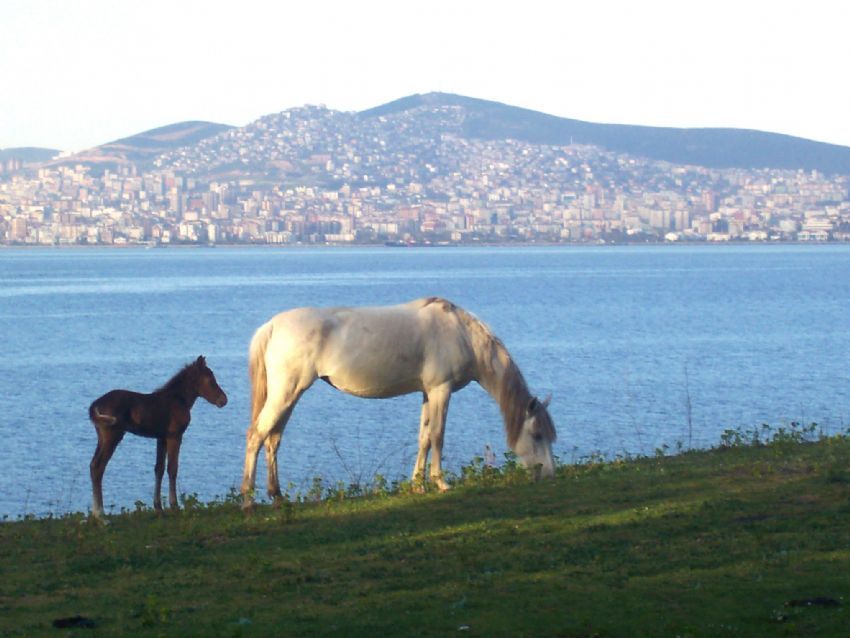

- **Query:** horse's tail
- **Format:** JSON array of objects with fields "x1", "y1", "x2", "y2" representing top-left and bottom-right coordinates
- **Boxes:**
[
  {"x1": 89, "y1": 403, "x2": 117, "y2": 427},
  {"x1": 249, "y1": 321, "x2": 273, "y2": 427}
]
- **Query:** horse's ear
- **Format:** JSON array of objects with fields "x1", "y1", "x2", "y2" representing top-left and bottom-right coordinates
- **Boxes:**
[
  {"x1": 541, "y1": 393, "x2": 552, "y2": 408},
  {"x1": 196, "y1": 355, "x2": 206, "y2": 367},
  {"x1": 527, "y1": 397, "x2": 539, "y2": 414}
]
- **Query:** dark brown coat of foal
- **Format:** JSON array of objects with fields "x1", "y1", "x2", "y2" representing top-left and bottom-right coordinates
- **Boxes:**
[{"x1": 88, "y1": 356, "x2": 227, "y2": 519}]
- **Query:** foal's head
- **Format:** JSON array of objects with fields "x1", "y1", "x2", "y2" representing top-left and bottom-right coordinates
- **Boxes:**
[
  {"x1": 513, "y1": 395, "x2": 556, "y2": 479},
  {"x1": 191, "y1": 356, "x2": 228, "y2": 408}
]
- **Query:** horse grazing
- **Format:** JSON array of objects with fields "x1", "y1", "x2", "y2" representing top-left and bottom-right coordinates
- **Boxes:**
[
  {"x1": 88, "y1": 356, "x2": 228, "y2": 519},
  {"x1": 241, "y1": 297, "x2": 556, "y2": 509}
]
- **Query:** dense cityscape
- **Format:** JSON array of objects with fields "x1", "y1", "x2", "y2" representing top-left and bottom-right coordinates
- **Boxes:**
[{"x1": 2, "y1": 104, "x2": 849, "y2": 245}]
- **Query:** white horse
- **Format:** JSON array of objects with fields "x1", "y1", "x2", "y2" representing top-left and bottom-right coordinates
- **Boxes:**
[{"x1": 241, "y1": 297, "x2": 556, "y2": 508}]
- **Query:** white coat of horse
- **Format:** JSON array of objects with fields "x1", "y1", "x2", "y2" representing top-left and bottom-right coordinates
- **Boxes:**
[{"x1": 241, "y1": 297, "x2": 556, "y2": 508}]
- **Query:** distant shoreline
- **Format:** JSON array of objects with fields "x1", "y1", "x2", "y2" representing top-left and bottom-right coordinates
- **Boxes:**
[{"x1": 2, "y1": 240, "x2": 849, "y2": 250}]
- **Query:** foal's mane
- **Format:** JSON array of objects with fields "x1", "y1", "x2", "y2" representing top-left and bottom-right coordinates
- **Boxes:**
[
  {"x1": 156, "y1": 360, "x2": 201, "y2": 396},
  {"x1": 424, "y1": 297, "x2": 556, "y2": 447}
]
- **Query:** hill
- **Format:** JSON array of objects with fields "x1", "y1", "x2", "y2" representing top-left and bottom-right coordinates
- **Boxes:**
[
  {"x1": 15, "y1": 95, "x2": 850, "y2": 179},
  {"x1": 103, "y1": 120, "x2": 234, "y2": 156},
  {"x1": 361, "y1": 92, "x2": 850, "y2": 174},
  {"x1": 2, "y1": 431, "x2": 849, "y2": 637},
  {"x1": 146, "y1": 94, "x2": 850, "y2": 181},
  {"x1": 48, "y1": 121, "x2": 233, "y2": 171},
  {"x1": 0, "y1": 147, "x2": 59, "y2": 164}
]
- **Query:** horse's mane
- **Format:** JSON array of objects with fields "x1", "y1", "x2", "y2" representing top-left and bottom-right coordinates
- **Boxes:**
[
  {"x1": 157, "y1": 361, "x2": 199, "y2": 396},
  {"x1": 423, "y1": 297, "x2": 556, "y2": 447}
]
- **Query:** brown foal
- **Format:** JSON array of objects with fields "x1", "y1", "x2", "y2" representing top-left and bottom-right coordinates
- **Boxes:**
[{"x1": 88, "y1": 356, "x2": 227, "y2": 519}]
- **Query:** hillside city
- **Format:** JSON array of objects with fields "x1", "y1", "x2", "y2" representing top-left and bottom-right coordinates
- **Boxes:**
[{"x1": 2, "y1": 104, "x2": 850, "y2": 245}]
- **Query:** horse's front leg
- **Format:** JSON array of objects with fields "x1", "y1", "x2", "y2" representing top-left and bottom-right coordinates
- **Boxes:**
[
  {"x1": 153, "y1": 438, "x2": 166, "y2": 512},
  {"x1": 166, "y1": 435, "x2": 182, "y2": 511},
  {"x1": 426, "y1": 384, "x2": 452, "y2": 492}
]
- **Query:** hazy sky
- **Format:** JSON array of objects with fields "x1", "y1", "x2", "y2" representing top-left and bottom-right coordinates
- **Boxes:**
[{"x1": 2, "y1": 0, "x2": 848, "y2": 151}]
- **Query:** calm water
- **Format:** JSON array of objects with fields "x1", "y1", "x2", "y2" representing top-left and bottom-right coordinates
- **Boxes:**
[{"x1": 1, "y1": 245, "x2": 849, "y2": 518}]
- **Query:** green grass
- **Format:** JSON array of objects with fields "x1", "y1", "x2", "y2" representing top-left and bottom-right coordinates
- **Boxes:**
[{"x1": 2, "y1": 429, "x2": 850, "y2": 637}]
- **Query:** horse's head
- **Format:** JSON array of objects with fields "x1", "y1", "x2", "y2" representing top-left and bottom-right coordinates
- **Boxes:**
[
  {"x1": 193, "y1": 356, "x2": 228, "y2": 408},
  {"x1": 513, "y1": 394, "x2": 556, "y2": 479}
]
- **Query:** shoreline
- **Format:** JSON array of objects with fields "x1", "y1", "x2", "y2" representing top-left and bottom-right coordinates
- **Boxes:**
[{"x1": 2, "y1": 239, "x2": 849, "y2": 250}]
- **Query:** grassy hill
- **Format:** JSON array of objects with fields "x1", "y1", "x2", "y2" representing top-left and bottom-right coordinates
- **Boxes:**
[
  {"x1": 362, "y1": 93, "x2": 850, "y2": 174},
  {"x1": 2, "y1": 429, "x2": 849, "y2": 637},
  {"x1": 0, "y1": 147, "x2": 59, "y2": 164},
  {"x1": 103, "y1": 121, "x2": 233, "y2": 154},
  {"x1": 48, "y1": 121, "x2": 233, "y2": 171}
]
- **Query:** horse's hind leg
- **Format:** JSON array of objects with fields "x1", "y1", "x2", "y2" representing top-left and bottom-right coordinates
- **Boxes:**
[
  {"x1": 242, "y1": 380, "x2": 307, "y2": 510},
  {"x1": 153, "y1": 438, "x2": 166, "y2": 512},
  {"x1": 265, "y1": 426, "x2": 285, "y2": 504},
  {"x1": 425, "y1": 384, "x2": 452, "y2": 491},
  {"x1": 90, "y1": 440, "x2": 103, "y2": 516},
  {"x1": 411, "y1": 393, "x2": 431, "y2": 490},
  {"x1": 89, "y1": 429, "x2": 124, "y2": 519}
]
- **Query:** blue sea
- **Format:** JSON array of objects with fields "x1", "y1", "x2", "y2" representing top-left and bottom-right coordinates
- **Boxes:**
[{"x1": 1, "y1": 244, "x2": 849, "y2": 518}]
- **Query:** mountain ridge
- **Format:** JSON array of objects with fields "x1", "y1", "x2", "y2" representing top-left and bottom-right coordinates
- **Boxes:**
[
  {"x1": 7, "y1": 93, "x2": 850, "y2": 175},
  {"x1": 360, "y1": 92, "x2": 850, "y2": 173}
]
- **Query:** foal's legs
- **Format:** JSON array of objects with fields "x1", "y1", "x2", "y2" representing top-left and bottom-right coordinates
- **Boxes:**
[
  {"x1": 90, "y1": 429, "x2": 124, "y2": 519},
  {"x1": 166, "y1": 435, "x2": 182, "y2": 510},
  {"x1": 153, "y1": 438, "x2": 166, "y2": 512}
]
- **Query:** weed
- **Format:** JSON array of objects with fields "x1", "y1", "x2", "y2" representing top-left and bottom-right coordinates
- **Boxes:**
[
  {"x1": 307, "y1": 476, "x2": 324, "y2": 502},
  {"x1": 371, "y1": 473, "x2": 390, "y2": 496},
  {"x1": 180, "y1": 492, "x2": 203, "y2": 511},
  {"x1": 138, "y1": 594, "x2": 169, "y2": 628},
  {"x1": 719, "y1": 422, "x2": 820, "y2": 448}
]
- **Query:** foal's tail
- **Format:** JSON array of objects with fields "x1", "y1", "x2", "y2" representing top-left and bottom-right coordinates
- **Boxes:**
[
  {"x1": 249, "y1": 321, "x2": 274, "y2": 427},
  {"x1": 88, "y1": 403, "x2": 117, "y2": 427}
]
